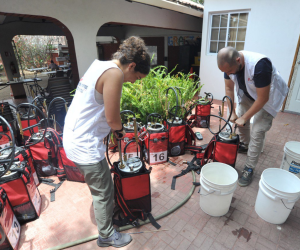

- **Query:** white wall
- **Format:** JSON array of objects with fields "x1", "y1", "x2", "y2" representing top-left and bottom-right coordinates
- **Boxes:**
[
  {"x1": 200, "y1": 0, "x2": 300, "y2": 100},
  {"x1": 0, "y1": 0, "x2": 202, "y2": 77}
]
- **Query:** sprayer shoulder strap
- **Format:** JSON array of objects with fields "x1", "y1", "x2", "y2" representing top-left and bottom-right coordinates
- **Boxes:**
[
  {"x1": 171, "y1": 156, "x2": 201, "y2": 190},
  {"x1": 200, "y1": 136, "x2": 216, "y2": 166}
]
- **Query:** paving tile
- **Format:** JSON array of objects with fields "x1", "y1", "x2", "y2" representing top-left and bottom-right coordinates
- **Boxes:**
[
  {"x1": 176, "y1": 238, "x2": 192, "y2": 250},
  {"x1": 192, "y1": 231, "x2": 207, "y2": 247},
  {"x1": 200, "y1": 236, "x2": 214, "y2": 250},
  {"x1": 15, "y1": 100, "x2": 300, "y2": 250}
]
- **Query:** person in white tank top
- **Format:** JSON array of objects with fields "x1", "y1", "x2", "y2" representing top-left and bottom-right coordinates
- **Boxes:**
[
  {"x1": 217, "y1": 47, "x2": 288, "y2": 187},
  {"x1": 63, "y1": 37, "x2": 150, "y2": 248}
]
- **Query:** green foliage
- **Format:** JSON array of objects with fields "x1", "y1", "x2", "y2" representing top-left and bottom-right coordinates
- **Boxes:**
[
  {"x1": 13, "y1": 35, "x2": 65, "y2": 69},
  {"x1": 121, "y1": 65, "x2": 202, "y2": 124}
]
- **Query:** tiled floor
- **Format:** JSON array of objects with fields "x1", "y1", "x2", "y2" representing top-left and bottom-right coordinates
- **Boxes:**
[{"x1": 17, "y1": 100, "x2": 300, "y2": 250}]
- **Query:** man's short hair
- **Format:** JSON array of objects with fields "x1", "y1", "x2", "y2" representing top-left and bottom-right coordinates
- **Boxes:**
[{"x1": 217, "y1": 47, "x2": 239, "y2": 67}]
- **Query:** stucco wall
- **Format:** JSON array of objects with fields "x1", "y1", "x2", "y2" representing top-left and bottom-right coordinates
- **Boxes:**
[
  {"x1": 0, "y1": 0, "x2": 202, "y2": 77},
  {"x1": 200, "y1": 0, "x2": 300, "y2": 100}
]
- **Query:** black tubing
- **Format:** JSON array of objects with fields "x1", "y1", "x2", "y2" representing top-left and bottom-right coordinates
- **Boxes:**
[
  {"x1": 0, "y1": 132, "x2": 12, "y2": 142},
  {"x1": 47, "y1": 97, "x2": 67, "y2": 118},
  {"x1": 206, "y1": 95, "x2": 233, "y2": 135},
  {"x1": 16, "y1": 103, "x2": 47, "y2": 147},
  {"x1": 165, "y1": 87, "x2": 178, "y2": 121},
  {"x1": 123, "y1": 139, "x2": 143, "y2": 161},
  {"x1": 147, "y1": 113, "x2": 162, "y2": 125},
  {"x1": 0, "y1": 116, "x2": 15, "y2": 178}
]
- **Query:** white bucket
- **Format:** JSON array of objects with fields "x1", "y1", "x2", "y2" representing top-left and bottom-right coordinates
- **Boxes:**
[
  {"x1": 255, "y1": 168, "x2": 300, "y2": 224},
  {"x1": 199, "y1": 162, "x2": 238, "y2": 216},
  {"x1": 280, "y1": 141, "x2": 300, "y2": 178}
]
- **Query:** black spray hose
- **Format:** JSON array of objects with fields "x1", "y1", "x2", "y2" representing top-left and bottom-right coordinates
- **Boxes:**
[
  {"x1": 120, "y1": 110, "x2": 135, "y2": 117},
  {"x1": 147, "y1": 113, "x2": 162, "y2": 125},
  {"x1": 0, "y1": 132, "x2": 12, "y2": 142},
  {"x1": 45, "y1": 170, "x2": 197, "y2": 250},
  {"x1": 16, "y1": 103, "x2": 47, "y2": 147},
  {"x1": 48, "y1": 97, "x2": 68, "y2": 119},
  {"x1": 106, "y1": 133, "x2": 114, "y2": 168},
  {"x1": 206, "y1": 95, "x2": 233, "y2": 135},
  {"x1": 165, "y1": 87, "x2": 178, "y2": 123},
  {"x1": 204, "y1": 92, "x2": 213, "y2": 104},
  {"x1": 123, "y1": 139, "x2": 143, "y2": 161},
  {"x1": 0, "y1": 116, "x2": 15, "y2": 178}
]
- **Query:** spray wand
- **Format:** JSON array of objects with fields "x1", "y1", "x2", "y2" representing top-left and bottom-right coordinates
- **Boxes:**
[{"x1": 133, "y1": 117, "x2": 139, "y2": 154}]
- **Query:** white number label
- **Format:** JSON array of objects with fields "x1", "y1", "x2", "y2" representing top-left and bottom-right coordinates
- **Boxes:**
[
  {"x1": 32, "y1": 188, "x2": 41, "y2": 215},
  {"x1": 32, "y1": 172, "x2": 39, "y2": 186},
  {"x1": 150, "y1": 151, "x2": 167, "y2": 164},
  {"x1": 122, "y1": 152, "x2": 140, "y2": 159},
  {"x1": 7, "y1": 215, "x2": 20, "y2": 249}
]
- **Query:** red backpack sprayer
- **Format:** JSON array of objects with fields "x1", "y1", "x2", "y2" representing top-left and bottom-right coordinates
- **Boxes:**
[
  {"x1": 143, "y1": 113, "x2": 169, "y2": 165},
  {"x1": 164, "y1": 87, "x2": 187, "y2": 157},
  {"x1": 120, "y1": 110, "x2": 142, "y2": 160},
  {"x1": 172, "y1": 95, "x2": 240, "y2": 189},
  {"x1": 0, "y1": 187, "x2": 21, "y2": 250},
  {"x1": 107, "y1": 118, "x2": 160, "y2": 229},
  {"x1": 186, "y1": 92, "x2": 213, "y2": 128},
  {"x1": 0, "y1": 114, "x2": 42, "y2": 223}
]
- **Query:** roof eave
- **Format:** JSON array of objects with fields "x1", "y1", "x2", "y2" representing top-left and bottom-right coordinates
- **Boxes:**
[{"x1": 128, "y1": 0, "x2": 203, "y2": 18}]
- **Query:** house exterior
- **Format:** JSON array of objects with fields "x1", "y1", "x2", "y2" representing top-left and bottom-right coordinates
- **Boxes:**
[
  {"x1": 0, "y1": 0, "x2": 203, "y2": 83},
  {"x1": 200, "y1": 0, "x2": 300, "y2": 113}
]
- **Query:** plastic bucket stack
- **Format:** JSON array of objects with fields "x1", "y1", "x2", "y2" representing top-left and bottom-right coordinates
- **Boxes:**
[
  {"x1": 199, "y1": 162, "x2": 238, "y2": 216},
  {"x1": 280, "y1": 141, "x2": 300, "y2": 178},
  {"x1": 255, "y1": 168, "x2": 300, "y2": 224}
]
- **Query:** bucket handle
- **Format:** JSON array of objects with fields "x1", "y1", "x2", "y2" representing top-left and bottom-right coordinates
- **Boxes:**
[
  {"x1": 260, "y1": 183, "x2": 300, "y2": 203},
  {"x1": 200, "y1": 184, "x2": 237, "y2": 196}
]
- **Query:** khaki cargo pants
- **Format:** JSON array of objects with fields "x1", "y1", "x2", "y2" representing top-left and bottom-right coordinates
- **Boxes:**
[
  {"x1": 75, "y1": 158, "x2": 114, "y2": 238},
  {"x1": 237, "y1": 95, "x2": 274, "y2": 169}
]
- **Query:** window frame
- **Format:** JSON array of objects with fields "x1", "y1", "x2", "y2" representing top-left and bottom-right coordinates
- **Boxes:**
[{"x1": 207, "y1": 10, "x2": 250, "y2": 54}]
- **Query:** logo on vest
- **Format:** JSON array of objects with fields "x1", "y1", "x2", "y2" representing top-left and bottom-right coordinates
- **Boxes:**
[{"x1": 248, "y1": 78, "x2": 251, "y2": 81}]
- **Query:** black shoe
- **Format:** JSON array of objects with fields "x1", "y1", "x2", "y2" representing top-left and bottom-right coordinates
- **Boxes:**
[
  {"x1": 238, "y1": 166, "x2": 253, "y2": 187},
  {"x1": 238, "y1": 142, "x2": 248, "y2": 154}
]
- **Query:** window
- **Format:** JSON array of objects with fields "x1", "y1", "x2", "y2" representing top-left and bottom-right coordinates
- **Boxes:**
[{"x1": 209, "y1": 12, "x2": 249, "y2": 53}]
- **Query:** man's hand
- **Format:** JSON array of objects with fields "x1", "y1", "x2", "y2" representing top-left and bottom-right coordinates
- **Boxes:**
[{"x1": 234, "y1": 116, "x2": 247, "y2": 127}]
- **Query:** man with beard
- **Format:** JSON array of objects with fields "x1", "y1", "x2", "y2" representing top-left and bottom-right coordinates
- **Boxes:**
[{"x1": 217, "y1": 47, "x2": 288, "y2": 187}]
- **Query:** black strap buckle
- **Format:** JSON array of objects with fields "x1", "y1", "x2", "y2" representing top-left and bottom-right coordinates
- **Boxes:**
[{"x1": 131, "y1": 219, "x2": 140, "y2": 227}]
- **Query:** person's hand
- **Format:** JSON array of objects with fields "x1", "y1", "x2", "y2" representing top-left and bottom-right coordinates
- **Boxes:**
[
  {"x1": 230, "y1": 112, "x2": 238, "y2": 123},
  {"x1": 234, "y1": 117, "x2": 247, "y2": 127},
  {"x1": 113, "y1": 129, "x2": 126, "y2": 140}
]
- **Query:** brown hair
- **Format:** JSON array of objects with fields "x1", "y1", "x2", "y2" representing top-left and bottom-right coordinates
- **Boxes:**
[{"x1": 112, "y1": 36, "x2": 150, "y2": 75}]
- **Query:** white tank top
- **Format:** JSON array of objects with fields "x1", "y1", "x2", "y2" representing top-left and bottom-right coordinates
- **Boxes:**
[{"x1": 63, "y1": 60, "x2": 123, "y2": 163}]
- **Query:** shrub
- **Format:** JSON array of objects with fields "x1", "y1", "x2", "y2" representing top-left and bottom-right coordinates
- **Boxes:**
[{"x1": 121, "y1": 65, "x2": 202, "y2": 124}]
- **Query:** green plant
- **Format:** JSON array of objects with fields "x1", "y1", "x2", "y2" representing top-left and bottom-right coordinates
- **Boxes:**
[{"x1": 121, "y1": 65, "x2": 202, "y2": 124}]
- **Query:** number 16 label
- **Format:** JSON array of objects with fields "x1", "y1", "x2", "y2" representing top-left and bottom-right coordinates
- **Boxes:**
[{"x1": 150, "y1": 151, "x2": 167, "y2": 164}]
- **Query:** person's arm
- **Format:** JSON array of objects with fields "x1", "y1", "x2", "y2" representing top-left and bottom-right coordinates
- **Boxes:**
[
  {"x1": 99, "y1": 68, "x2": 123, "y2": 131},
  {"x1": 235, "y1": 85, "x2": 270, "y2": 126},
  {"x1": 225, "y1": 78, "x2": 238, "y2": 122}
]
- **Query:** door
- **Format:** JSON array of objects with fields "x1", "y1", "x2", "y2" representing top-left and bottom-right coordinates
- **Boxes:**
[{"x1": 286, "y1": 45, "x2": 300, "y2": 114}]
